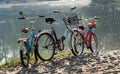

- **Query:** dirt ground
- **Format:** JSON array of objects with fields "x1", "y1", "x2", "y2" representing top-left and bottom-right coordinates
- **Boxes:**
[{"x1": 0, "y1": 50, "x2": 120, "y2": 74}]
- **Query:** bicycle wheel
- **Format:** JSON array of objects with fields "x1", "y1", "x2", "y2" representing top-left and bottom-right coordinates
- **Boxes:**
[
  {"x1": 69, "y1": 30, "x2": 84, "y2": 56},
  {"x1": 19, "y1": 41, "x2": 29, "y2": 67},
  {"x1": 36, "y1": 33, "x2": 55, "y2": 61},
  {"x1": 90, "y1": 34, "x2": 98, "y2": 53}
]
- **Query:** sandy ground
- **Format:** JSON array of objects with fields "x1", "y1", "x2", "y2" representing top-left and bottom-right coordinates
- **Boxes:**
[{"x1": 0, "y1": 50, "x2": 120, "y2": 74}]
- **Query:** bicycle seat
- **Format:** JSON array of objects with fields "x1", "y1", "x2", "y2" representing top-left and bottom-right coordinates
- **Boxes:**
[
  {"x1": 21, "y1": 28, "x2": 29, "y2": 33},
  {"x1": 45, "y1": 18, "x2": 55, "y2": 24}
]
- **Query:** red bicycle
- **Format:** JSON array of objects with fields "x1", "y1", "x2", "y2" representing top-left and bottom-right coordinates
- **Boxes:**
[{"x1": 78, "y1": 16, "x2": 100, "y2": 54}]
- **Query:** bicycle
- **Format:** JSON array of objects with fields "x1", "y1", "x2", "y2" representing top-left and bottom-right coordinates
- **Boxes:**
[
  {"x1": 35, "y1": 7, "x2": 84, "y2": 61},
  {"x1": 17, "y1": 11, "x2": 44, "y2": 67},
  {"x1": 78, "y1": 16, "x2": 100, "y2": 54}
]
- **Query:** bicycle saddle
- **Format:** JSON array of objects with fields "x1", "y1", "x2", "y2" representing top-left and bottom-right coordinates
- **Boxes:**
[
  {"x1": 45, "y1": 18, "x2": 55, "y2": 24},
  {"x1": 21, "y1": 28, "x2": 29, "y2": 33}
]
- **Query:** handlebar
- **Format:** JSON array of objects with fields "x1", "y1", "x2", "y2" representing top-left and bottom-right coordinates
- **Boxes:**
[
  {"x1": 53, "y1": 11, "x2": 60, "y2": 13},
  {"x1": 53, "y1": 7, "x2": 76, "y2": 13},
  {"x1": 18, "y1": 11, "x2": 45, "y2": 30},
  {"x1": 78, "y1": 16, "x2": 100, "y2": 21},
  {"x1": 18, "y1": 11, "x2": 45, "y2": 20},
  {"x1": 70, "y1": 7, "x2": 76, "y2": 11},
  {"x1": 53, "y1": 7, "x2": 77, "y2": 32},
  {"x1": 38, "y1": 15, "x2": 45, "y2": 18}
]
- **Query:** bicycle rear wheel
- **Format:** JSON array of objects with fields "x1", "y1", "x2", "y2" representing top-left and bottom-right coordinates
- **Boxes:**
[
  {"x1": 90, "y1": 34, "x2": 98, "y2": 53},
  {"x1": 36, "y1": 33, "x2": 55, "y2": 61},
  {"x1": 69, "y1": 30, "x2": 84, "y2": 56},
  {"x1": 19, "y1": 42, "x2": 29, "y2": 67}
]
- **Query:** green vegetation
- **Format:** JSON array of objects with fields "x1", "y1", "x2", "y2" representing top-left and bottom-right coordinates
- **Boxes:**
[
  {"x1": 0, "y1": 58, "x2": 20, "y2": 69},
  {"x1": 0, "y1": 50, "x2": 71, "y2": 69}
]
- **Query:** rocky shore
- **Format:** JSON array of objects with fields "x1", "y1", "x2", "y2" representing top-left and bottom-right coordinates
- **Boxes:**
[{"x1": 0, "y1": 50, "x2": 120, "y2": 74}]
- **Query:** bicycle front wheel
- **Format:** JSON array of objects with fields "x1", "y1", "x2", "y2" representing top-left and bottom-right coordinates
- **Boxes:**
[
  {"x1": 69, "y1": 30, "x2": 84, "y2": 56},
  {"x1": 90, "y1": 34, "x2": 98, "y2": 53},
  {"x1": 36, "y1": 33, "x2": 55, "y2": 61}
]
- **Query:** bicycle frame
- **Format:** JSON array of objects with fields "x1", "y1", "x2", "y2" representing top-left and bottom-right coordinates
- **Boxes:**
[
  {"x1": 50, "y1": 7, "x2": 79, "y2": 50},
  {"x1": 27, "y1": 29, "x2": 35, "y2": 52},
  {"x1": 42, "y1": 18, "x2": 65, "y2": 51},
  {"x1": 50, "y1": 27, "x2": 58, "y2": 44},
  {"x1": 18, "y1": 12, "x2": 44, "y2": 53},
  {"x1": 84, "y1": 26, "x2": 95, "y2": 47},
  {"x1": 35, "y1": 7, "x2": 84, "y2": 60},
  {"x1": 79, "y1": 17, "x2": 99, "y2": 48}
]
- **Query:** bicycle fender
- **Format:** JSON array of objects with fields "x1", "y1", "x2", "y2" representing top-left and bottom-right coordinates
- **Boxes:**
[
  {"x1": 36, "y1": 30, "x2": 51, "y2": 37},
  {"x1": 17, "y1": 38, "x2": 27, "y2": 50},
  {"x1": 18, "y1": 41, "x2": 26, "y2": 50},
  {"x1": 67, "y1": 32, "x2": 76, "y2": 50},
  {"x1": 72, "y1": 28, "x2": 83, "y2": 34}
]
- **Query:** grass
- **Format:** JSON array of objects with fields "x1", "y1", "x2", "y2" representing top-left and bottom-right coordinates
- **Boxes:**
[
  {"x1": 0, "y1": 48, "x2": 93, "y2": 69},
  {"x1": 0, "y1": 58, "x2": 21, "y2": 69},
  {"x1": 54, "y1": 50, "x2": 72, "y2": 59},
  {"x1": 0, "y1": 50, "x2": 72, "y2": 69}
]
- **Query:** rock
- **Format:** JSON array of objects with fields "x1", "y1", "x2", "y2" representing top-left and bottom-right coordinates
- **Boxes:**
[{"x1": 109, "y1": 56, "x2": 117, "y2": 60}]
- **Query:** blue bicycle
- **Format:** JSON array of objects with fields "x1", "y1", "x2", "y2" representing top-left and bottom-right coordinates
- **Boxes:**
[{"x1": 17, "y1": 11, "x2": 44, "y2": 67}]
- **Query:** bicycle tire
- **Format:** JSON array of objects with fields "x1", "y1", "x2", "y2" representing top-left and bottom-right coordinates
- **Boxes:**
[
  {"x1": 69, "y1": 30, "x2": 84, "y2": 56},
  {"x1": 90, "y1": 34, "x2": 98, "y2": 53},
  {"x1": 19, "y1": 44, "x2": 29, "y2": 67},
  {"x1": 36, "y1": 32, "x2": 55, "y2": 61},
  {"x1": 20, "y1": 43, "x2": 38, "y2": 67}
]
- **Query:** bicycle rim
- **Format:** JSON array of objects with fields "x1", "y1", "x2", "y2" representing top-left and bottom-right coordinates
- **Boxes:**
[
  {"x1": 71, "y1": 30, "x2": 84, "y2": 56},
  {"x1": 37, "y1": 33, "x2": 55, "y2": 61}
]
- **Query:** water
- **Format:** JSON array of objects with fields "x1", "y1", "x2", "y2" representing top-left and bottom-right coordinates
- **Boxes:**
[{"x1": 0, "y1": 0, "x2": 120, "y2": 64}]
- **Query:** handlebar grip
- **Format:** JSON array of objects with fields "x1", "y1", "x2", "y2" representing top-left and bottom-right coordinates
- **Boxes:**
[
  {"x1": 18, "y1": 17, "x2": 25, "y2": 19},
  {"x1": 71, "y1": 7, "x2": 76, "y2": 10},
  {"x1": 95, "y1": 17, "x2": 100, "y2": 20},
  {"x1": 38, "y1": 15, "x2": 45, "y2": 18},
  {"x1": 53, "y1": 11, "x2": 60, "y2": 13},
  {"x1": 94, "y1": 16, "x2": 100, "y2": 20}
]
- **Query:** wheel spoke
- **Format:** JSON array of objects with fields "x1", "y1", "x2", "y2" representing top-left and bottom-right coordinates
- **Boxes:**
[{"x1": 37, "y1": 33, "x2": 55, "y2": 61}]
